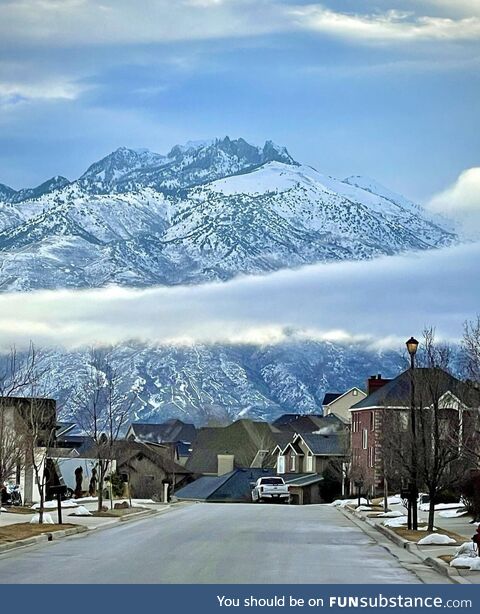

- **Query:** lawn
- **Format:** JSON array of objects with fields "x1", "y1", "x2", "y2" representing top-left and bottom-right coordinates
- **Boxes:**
[
  {"x1": 0, "y1": 523, "x2": 76, "y2": 544},
  {"x1": 393, "y1": 526, "x2": 465, "y2": 544}
]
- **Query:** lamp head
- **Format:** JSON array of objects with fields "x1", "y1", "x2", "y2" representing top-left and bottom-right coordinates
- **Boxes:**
[{"x1": 406, "y1": 336, "x2": 419, "y2": 356}]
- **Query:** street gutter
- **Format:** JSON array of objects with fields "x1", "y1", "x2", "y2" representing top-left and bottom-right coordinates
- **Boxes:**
[{"x1": 338, "y1": 506, "x2": 469, "y2": 585}]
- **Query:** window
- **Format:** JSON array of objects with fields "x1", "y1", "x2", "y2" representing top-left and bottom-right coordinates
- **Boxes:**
[
  {"x1": 290, "y1": 455, "x2": 296, "y2": 471},
  {"x1": 277, "y1": 456, "x2": 285, "y2": 474},
  {"x1": 353, "y1": 389, "x2": 358, "y2": 396},
  {"x1": 368, "y1": 447, "x2": 375, "y2": 468},
  {"x1": 362, "y1": 428, "x2": 368, "y2": 450},
  {"x1": 370, "y1": 411, "x2": 375, "y2": 431},
  {"x1": 306, "y1": 455, "x2": 313, "y2": 472}
]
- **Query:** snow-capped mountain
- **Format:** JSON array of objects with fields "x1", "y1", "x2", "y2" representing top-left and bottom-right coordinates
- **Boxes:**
[
  {"x1": 0, "y1": 137, "x2": 456, "y2": 291},
  {"x1": 41, "y1": 339, "x2": 404, "y2": 426}
]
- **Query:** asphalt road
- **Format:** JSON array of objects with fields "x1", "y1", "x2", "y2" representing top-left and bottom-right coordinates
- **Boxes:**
[{"x1": 0, "y1": 504, "x2": 442, "y2": 583}]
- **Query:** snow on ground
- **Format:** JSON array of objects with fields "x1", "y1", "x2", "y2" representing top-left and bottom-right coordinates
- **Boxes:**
[
  {"x1": 331, "y1": 498, "x2": 368, "y2": 507},
  {"x1": 30, "y1": 513, "x2": 54, "y2": 524},
  {"x1": 384, "y1": 517, "x2": 409, "y2": 527},
  {"x1": 0, "y1": 507, "x2": 6, "y2": 512},
  {"x1": 32, "y1": 500, "x2": 78, "y2": 509},
  {"x1": 376, "y1": 510, "x2": 405, "y2": 518},
  {"x1": 419, "y1": 502, "x2": 463, "y2": 512},
  {"x1": 439, "y1": 509, "x2": 468, "y2": 518},
  {"x1": 69, "y1": 506, "x2": 92, "y2": 516},
  {"x1": 454, "y1": 542, "x2": 477, "y2": 558},
  {"x1": 451, "y1": 556, "x2": 480, "y2": 570},
  {"x1": 417, "y1": 534, "x2": 456, "y2": 546}
]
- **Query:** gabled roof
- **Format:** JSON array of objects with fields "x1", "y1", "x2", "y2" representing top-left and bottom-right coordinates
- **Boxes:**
[
  {"x1": 114, "y1": 441, "x2": 191, "y2": 475},
  {"x1": 322, "y1": 393, "x2": 342, "y2": 405},
  {"x1": 323, "y1": 387, "x2": 367, "y2": 407},
  {"x1": 185, "y1": 419, "x2": 278, "y2": 474},
  {"x1": 294, "y1": 432, "x2": 345, "y2": 456},
  {"x1": 272, "y1": 414, "x2": 328, "y2": 433},
  {"x1": 128, "y1": 420, "x2": 196, "y2": 444},
  {"x1": 350, "y1": 368, "x2": 480, "y2": 411}
]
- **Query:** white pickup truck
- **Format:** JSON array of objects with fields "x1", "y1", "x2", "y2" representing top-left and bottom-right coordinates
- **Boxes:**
[{"x1": 251, "y1": 476, "x2": 290, "y2": 503}]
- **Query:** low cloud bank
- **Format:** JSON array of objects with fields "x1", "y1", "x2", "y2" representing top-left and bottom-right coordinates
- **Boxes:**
[
  {"x1": 428, "y1": 168, "x2": 480, "y2": 238},
  {"x1": 0, "y1": 241, "x2": 478, "y2": 351}
]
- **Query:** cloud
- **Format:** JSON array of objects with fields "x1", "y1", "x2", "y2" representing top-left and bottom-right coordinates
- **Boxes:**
[
  {"x1": 0, "y1": 242, "x2": 478, "y2": 351},
  {"x1": 427, "y1": 168, "x2": 480, "y2": 237},
  {"x1": 0, "y1": 80, "x2": 86, "y2": 106},
  {"x1": 0, "y1": 0, "x2": 283, "y2": 47},
  {"x1": 291, "y1": 5, "x2": 480, "y2": 43}
]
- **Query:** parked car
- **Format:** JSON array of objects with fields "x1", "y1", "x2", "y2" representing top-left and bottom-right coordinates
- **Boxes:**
[{"x1": 251, "y1": 476, "x2": 290, "y2": 503}]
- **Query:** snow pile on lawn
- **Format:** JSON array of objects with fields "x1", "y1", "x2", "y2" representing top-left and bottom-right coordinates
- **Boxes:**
[
  {"x1": 451, "y1": 556, "x2": 480, "y2": 570},
  {"x1": 355, "y1": 505, "x2": 372, "y2": 512},
  {"x1": 0, "y1": 507, "x2": 6, "y2": 512},
  {"x1": 388, "y1": 496, "x2": 403, "y2": 506},
  {"x1": 417, "y1": 534, "x2": 456, "y2": 546},
  {"x1": 32, "y1": 500, "x2": 78, "y2": 509},
  {"x1": 331, "y1": 498, "x2": 368, "y2": 507},
  {"x1": 438, "y1": 509, "x2": 468, "y2": 518},
  {"x1": 384, "y1": 517, "x2": 408, "y2": 527},
  {"x1": 376, "y1": 511, "x2": 405, "y2": 518},
  {"x1": 30, "y1": 513, "x2": 54, "y2": 524},
  {"x1": 75, "y1": 496, "x2": 98, "y2": 503},
  {"x1": 454, "y1": 542, "x2": 477, "y2": 558},
  {"x1": 419, "y1": 502, "x2": 463, "y2": 512},
  {"x1": 69, "y1": 506, "x2": 92, "y2": 516}
]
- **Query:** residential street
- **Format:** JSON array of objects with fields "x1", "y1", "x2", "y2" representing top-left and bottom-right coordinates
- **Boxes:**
[{"x1": 0, "y1": 504, "x2": 448, "y2": 584}]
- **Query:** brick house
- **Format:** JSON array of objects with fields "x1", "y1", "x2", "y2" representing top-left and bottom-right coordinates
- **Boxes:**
[{"x1": 349, "y1": 369, "x2": 480, "y2": 496}]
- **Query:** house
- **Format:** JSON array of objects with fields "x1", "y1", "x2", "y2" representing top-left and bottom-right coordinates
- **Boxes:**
[
  {"x1": 349, "y1": 368, "x2": 480, "y2": 496},
  {"x1": 114, "y1": 441, "x2": 192, "y2": 500},
  {"x1": 275, "y1": 430, "x2": 348, "y2": 503},
  {"x1": 186, "y1": 419, "x2": 279, "y2": 475},
  {"x1": 126, "y1": 419, "x2": 196, "y2": 465},
  {"x1": 322, "y1": 387, "x2": 367, "y2": 422},
  {"x1": 0, "y1": 396, "x2": 56, "y2": 505}
]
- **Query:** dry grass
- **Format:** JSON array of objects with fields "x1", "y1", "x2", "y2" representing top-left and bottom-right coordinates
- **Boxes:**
[
  {"x1": 439, "y1": 554, "x2": 454, "y2": 564},
  {"x1": 0, "y1": 523, "x2": 76, "y2": 544},
  {"x1": 91, "y1": 507, "x2": 143, "y2": 518},
  {"x1": 393, "y1": 526, "x2": 465, "y2": 544}
]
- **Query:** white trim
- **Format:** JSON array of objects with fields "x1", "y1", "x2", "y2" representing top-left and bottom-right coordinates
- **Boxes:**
[{"x1": 324, "y1": 387, "x2": 366, "y2": 408}]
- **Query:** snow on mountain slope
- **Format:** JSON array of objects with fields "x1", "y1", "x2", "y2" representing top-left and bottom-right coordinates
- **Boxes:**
[
  {"x1": 0, "y1": 138, "x2": 457, "y2": 291},
  {"x1": 40, "y1": 339, "x2": 404, "y2": 425}
]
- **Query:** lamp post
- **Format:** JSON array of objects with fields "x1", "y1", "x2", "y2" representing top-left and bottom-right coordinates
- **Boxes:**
[{"x1": 406, "y1": 336, "x2": 419, "y2": 531}]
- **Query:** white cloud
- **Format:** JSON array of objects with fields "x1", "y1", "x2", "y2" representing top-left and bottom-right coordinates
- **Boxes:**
[
  {"x1": 0, "y1": 242, "x2": 478, "y2": 351},
  {"x1": 428, "y1": 168, "x2": 480, "y2": 237},
  {"x1": 291, "y1": 5, "x2": 480, "y2": 43},
  {"x1": 0, "y1": 80, "x2": 86, "y2": 106}
]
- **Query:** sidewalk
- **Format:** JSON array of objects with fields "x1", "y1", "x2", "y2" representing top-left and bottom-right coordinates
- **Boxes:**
[
  {"x1": 0, "y1": 498, "x2": 179, "y2": 552},
  {"x1": 340, "y1": 499, "x2": 480, "y2": 584}
]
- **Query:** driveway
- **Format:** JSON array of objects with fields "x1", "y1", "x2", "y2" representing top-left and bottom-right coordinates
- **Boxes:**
[{"x1": 0, "y1": 503, "x2": 444, "y2": 583}]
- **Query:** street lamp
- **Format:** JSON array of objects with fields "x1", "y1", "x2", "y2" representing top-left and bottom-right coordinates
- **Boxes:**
[{"x1": 406, "y1": 336, "x2": 419, "y2": 531}]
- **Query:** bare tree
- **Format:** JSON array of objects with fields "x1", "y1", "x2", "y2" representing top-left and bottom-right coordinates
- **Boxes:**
[
  {"x1": 412, "y1": 328, "x2": 470, "y2": 531},
  {"x1": 0, "y1": 344, "x2": 51, "y2": 513},
  {"x1": 20, "y1": 397, "x2": 56, "y2": 523},
  {"x1": 72, "y1": 348, "x2": 133, "y2": 511}
]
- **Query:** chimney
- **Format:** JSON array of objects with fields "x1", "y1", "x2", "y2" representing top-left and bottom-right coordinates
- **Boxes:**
[
  {"x1": 217, "y1": 454, "x2": 235, "y2": 476},
  {"x1": 367, "y1": 374, "x2": 391, "y2": 395}
]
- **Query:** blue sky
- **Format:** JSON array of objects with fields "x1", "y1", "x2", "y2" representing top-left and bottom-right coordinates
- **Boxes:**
[{"x1": 0, "y1": 0, "x2": 479, "y2": 203}]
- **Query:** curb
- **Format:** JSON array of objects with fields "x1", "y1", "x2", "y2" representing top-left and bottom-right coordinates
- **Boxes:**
[
  {"x1": 342, "y1": 506, "x2": 470, "y2": 585},
  {"x1": 0, "y1": 525, "x2": 87, "y2": 554}
]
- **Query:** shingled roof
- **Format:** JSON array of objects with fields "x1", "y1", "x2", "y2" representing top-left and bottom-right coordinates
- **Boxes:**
[
  {"x1": 176, "y1": 468, "x2": 276, "y2": 502},
  {"x1": 351, "y1": 368, "x2": 480, "y2": 411},
  {"x1": 128, "y1": 419, "x2": 196, "y2": 444},
  {"x1": 185, "y1": 419, "x2": 278, "y2": 474},
  {"x1": 296, "y1": 432, "x2": 346, "y2": 456}
]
